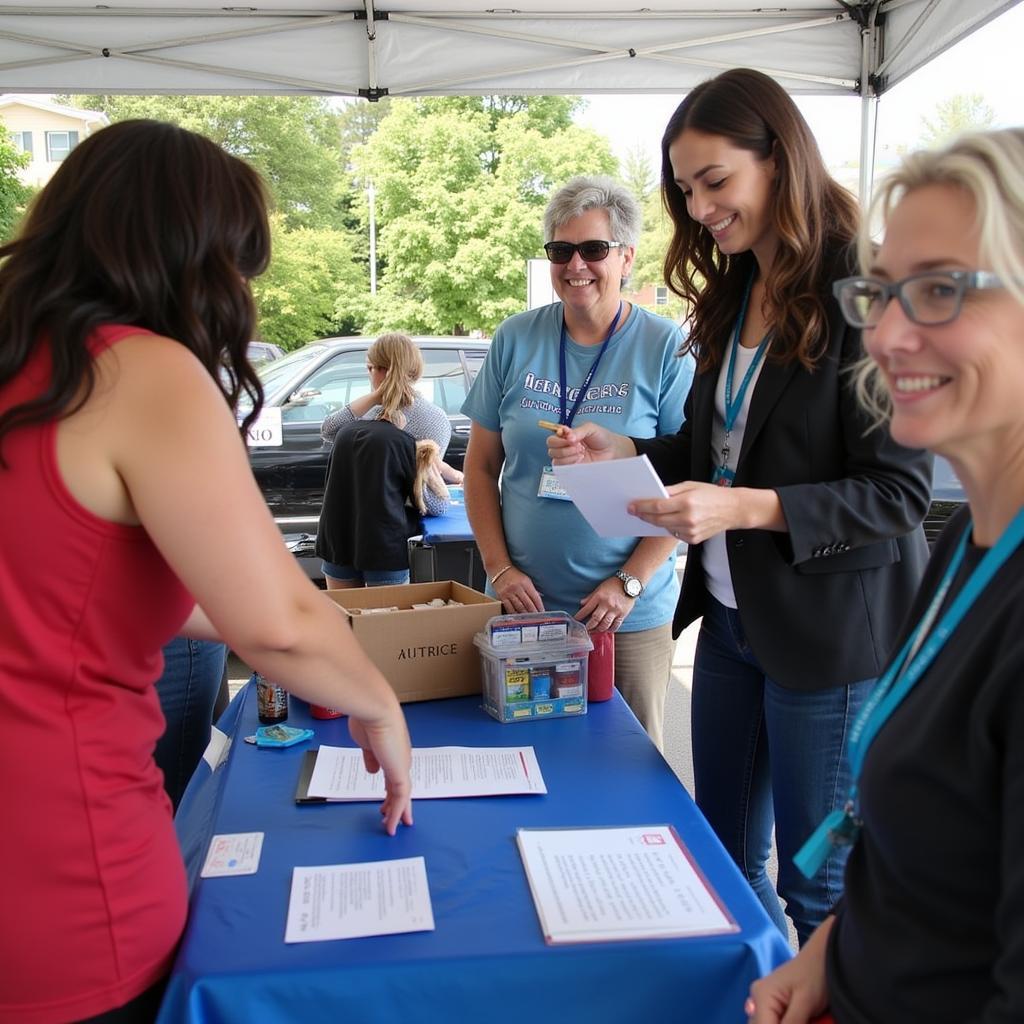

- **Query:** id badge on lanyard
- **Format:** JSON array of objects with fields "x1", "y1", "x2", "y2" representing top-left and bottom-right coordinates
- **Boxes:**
[
  {"x1": 711, "y1": 465, "x2": 736, "y2": 487},
  {"x1": 538, "y1": 466, "x2": 572, "y2": 501}
]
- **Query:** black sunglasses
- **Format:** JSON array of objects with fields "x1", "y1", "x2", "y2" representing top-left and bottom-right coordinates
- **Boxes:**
[{"x1": 543, "y1": 240, "x2": 625, "y2": 264}]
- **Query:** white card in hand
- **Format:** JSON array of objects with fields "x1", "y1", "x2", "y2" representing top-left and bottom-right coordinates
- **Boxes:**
[
  {"x1": 553, "y1": 455, "x2": 674, "y2": 537},
  {"x1": 201, "y1": 832, "x2": 265, "y2": 877}
]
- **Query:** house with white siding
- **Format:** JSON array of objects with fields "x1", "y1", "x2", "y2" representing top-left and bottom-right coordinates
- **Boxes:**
[{"x1": 0, "y1": 95, "x2": 108, "y2": 187}]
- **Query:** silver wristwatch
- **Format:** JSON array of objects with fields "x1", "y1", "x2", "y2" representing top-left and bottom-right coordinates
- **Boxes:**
[{"x1": 615, "y1": 570, "x2": 644, "y2": 599}]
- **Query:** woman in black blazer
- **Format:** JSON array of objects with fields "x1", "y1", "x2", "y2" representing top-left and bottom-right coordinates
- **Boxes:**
[{"x1": 547, "y1": 69, "x2": 932, "y2": 945}]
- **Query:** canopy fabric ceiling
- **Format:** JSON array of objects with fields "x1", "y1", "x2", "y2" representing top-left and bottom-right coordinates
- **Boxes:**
[{"x1": 0, "y1": 0, "x2": 1016, "y2": 98}]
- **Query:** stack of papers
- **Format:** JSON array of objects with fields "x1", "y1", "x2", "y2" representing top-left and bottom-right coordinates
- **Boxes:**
[{"x1": 517, "y1": 825, "x2": 737, "y2": 943}]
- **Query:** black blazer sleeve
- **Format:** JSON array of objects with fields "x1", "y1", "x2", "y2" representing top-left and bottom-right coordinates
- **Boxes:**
[{"x1": 774, "y1": 311, "x2": 933, "y2": 566}]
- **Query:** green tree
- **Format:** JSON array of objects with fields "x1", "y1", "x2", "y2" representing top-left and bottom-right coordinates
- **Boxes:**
[
  {"x1": 620, "y1": 145, "x2": 656, "y2": 203},
  {"x1": 349, "y1": 96, "x2": 615, "y2": 334},
  {"x1": 919, "y1": 93, "x2": 995, "y2": 149},
  {"x1": 629, "y1": 188, "x2": 688, "y2": 322},
  {"x1": 0, "y1": 135, "x2": 32, "y2": 242},
  {"x1": 338, "y1": 97, "x2": 393, "y2": 171},
  {"x1": 251, "y1": 216, "x2": 367, "y2": 349},
  {"x1": 67, "y1": 94, "x2": 348, "y2": 230}
]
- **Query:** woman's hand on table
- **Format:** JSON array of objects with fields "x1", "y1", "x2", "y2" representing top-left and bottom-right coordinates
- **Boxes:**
[
  {"x1": 546, "y1": 422, "x2": 624, "y2": 465},
  {"x1": 348, "y1": 713, "x2": 414, "y2": 836},
  {"x1": 745, "y1": 916, "x2": 833, "y2": 1024},
  {"x1": 494, "y1": 567, "x2": 544, "y2": 615},
  {"x1": 630, "y1": 481, "x2": 744, "y2": 544},
  {"x1": 577, "y1": 577, "x2": 635, "y2": 633}
]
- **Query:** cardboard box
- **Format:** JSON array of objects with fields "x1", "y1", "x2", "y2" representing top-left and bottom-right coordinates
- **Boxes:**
[{"x1": 325, "y1": 581, "x2": 501, "y2": 703}]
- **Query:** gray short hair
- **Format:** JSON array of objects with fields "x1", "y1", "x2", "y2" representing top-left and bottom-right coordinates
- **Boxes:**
[
  {"x1": 854, "y1": 128, "x2": 1024, "y2": 428},
  {"x1": 544, "y1": 175, "x2": 643, "y2": 248}
]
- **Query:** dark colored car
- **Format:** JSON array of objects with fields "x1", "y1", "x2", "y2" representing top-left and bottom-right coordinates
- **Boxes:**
[
  {"x1": 242, "y1": 335, "x2": 489, "y2": 538},
  {"x1": 926, "y1": 455, "x2": 965, "y2": 546}
]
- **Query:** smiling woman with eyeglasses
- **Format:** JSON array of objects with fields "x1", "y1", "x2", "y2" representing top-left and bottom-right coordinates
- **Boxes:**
[
  {"x1": 460, "y1": 175, "x2": 695, "y2": 749},
  {"x1": 748, "y1": 127, "x2": 1024, "y2": 1024}
]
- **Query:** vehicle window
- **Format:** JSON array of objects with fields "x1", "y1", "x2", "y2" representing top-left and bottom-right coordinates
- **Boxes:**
[
  {"x1": 464, "y1": 349, "x2": 487, "y2": 382},
  {"x1": 417, "y1": 349, "x2": 470, "y2": 415},
  {"x1": 239, "y1": 345, "x2": 327, "y2": 412},
  {"x1": 282, "y1": 350, "x2": 370, "y2": 424}
]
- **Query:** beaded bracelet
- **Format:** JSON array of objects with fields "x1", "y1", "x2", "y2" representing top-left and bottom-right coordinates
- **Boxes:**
[{"x1": 489, "y1": 564, "x2": 513, "y2": 585}]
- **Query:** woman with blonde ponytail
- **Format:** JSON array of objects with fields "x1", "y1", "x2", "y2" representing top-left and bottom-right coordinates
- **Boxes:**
[
  {"x1": 317, "y1": 332, "x2": 452, "y2": 588},
  {"x1": 321, "y1": 332, "x2": 454, "y2": 468}
]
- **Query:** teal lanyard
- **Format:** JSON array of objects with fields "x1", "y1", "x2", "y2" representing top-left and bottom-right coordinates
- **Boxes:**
[
  {"x1": 720, "y1": 274, "x2": 770, "y2": 469},
  {"x1": 795, "y1": 505, "x2": 1024, "y2": 880}
]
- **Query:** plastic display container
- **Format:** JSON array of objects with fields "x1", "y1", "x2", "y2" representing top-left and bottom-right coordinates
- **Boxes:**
[{"x1": 475, "y1": 612, "x2": 593, "y2": 723}]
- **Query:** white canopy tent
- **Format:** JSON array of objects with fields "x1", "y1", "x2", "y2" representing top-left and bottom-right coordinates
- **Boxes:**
[{"x1": 0, "y1": 0, "x2": 1018, "y2": 191}]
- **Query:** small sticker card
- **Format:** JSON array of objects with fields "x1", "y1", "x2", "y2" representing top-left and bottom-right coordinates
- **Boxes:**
[{"x1": 200, "y1": 832, "x2": 265, "y2": 878}]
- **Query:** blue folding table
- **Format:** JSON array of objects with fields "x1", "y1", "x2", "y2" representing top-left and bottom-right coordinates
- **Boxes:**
[
  {"x1": 409, "y1": 488, "x2": 486, "y2": 590},
  {"x1": 161, "y1": 684, "x2": 790, "y2": 1024}
]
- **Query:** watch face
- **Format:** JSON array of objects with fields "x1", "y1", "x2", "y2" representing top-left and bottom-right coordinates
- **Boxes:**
[{"x1": 624, "y1": 577, "x2": 642, "y2": 598}]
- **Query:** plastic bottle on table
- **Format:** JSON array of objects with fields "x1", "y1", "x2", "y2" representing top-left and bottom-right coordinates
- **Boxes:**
[
  {"x1": 587, "y1": 630, "x2": 615, "y2": 702},
  {"x1": 255, "y1": 673, "x2": 289, "y2": 724}
]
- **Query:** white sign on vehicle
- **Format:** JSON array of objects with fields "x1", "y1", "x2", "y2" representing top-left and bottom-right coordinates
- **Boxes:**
[{"x1": 242, "y1": 406, "x2": 283, "y2": 447}]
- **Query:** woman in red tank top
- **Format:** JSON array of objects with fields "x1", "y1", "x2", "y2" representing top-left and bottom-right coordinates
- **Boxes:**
[{"x1": 0, "y1": 120, "x2": 413, "y2": 1024}]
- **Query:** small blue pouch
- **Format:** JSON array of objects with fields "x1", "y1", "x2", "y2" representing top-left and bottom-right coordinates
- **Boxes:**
[{"x1": 244, "y1": 725, "x2": 315, "y2": 748}]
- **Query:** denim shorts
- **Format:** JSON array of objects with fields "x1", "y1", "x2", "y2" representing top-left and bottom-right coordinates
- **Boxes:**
[{"x1": 321, "y1": 561, "x2": 410, "y2": 587}]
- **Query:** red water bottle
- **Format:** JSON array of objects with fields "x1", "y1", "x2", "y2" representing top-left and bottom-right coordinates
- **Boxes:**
[
  {"x1": 310, "y1": 705, "x2": 345, "y2": 720},
  {"x1": 587, "y1": 630, "x2": 615, "y2": 702}
]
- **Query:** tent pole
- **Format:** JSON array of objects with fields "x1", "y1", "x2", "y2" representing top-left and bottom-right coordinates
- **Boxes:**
[{"x1": 857, "y1": 4, "x2": 879, "y2": 204}]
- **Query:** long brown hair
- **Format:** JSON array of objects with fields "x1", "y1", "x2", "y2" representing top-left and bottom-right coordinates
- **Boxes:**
[
  {"x1": 0, "y1": 119, "x2": 271, "y2": 463},
  {"x1": 661, "y1": 68, "x2": 859, "y2": 373}
]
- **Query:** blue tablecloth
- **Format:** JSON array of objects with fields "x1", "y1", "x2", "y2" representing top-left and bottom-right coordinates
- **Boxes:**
[
  {"x1": 162, "y1": 686, "x2": 790, "y2": 1024},
  {"x1": 421, "y1": 490, "x2": 473, "y2": 544}
]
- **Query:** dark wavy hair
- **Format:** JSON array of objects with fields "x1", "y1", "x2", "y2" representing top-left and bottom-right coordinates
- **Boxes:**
[
  {"x1": 0, "y1": 118, "x2": 271, "y2": 463},
  {"x1": 661, "y1": 68, "x2": 859, "y2": 373}
]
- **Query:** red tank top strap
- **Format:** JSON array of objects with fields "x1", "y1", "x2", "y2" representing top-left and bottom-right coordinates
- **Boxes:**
[{"x1": 87, "y1": 323, "x2": 157, "y2": 357}]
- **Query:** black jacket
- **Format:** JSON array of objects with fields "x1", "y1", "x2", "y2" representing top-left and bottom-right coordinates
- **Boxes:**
[
  {"x1": 828, "y1": 505, "x2": 1024, "y2": 1022},
  {"x1": 635, "y1": 255, "x2": 932, "y2": 689},
  {"x1": 315, "y1": 419, "x2": 420, "y2": 572}
]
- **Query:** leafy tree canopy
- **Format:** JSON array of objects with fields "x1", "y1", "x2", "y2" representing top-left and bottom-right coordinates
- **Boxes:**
[
  {"x1": 66, "y1": 94, "x2": 348, "y2": 230},
  {"x1": 919, "y1": 93, "x2": 995, "y2": 149},
  {"x1": 629, "y1": 186, "x2": 689, "y2": 323},
  {"x1": 0, "y1": 134, "x2": 31, "y2": 242},
  {"x1": 252, "y1": 215, "x2": 367, "y2": 350},
  {"x1": 349, "y1": 96, "x2": 614, "y2": 334}
]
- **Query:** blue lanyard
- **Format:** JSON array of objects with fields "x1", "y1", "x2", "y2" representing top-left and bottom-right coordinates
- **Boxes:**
[
  {"x1": 558, "y1": 302, "x2": 623, "y2": 428},
  {"x1": 720, "y1": 275, "x2": 770, "y2": 466},
  {"x1": 795, "y1": 505, "x2": 1024, "y2": 880}
]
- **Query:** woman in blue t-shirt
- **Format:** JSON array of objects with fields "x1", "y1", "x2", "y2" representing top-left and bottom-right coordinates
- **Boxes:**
[{"x1": 462, "y1": 175, "x2": 695, "y2": 751}]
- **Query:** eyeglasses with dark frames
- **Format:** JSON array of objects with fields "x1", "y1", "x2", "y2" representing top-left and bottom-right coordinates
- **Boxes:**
[
  {"x1": 833, "y1": 270, "x2": 1005, "y2": 329},
  {"x1": 543, "y1": 240, "x2": 625, "y2": 264}
]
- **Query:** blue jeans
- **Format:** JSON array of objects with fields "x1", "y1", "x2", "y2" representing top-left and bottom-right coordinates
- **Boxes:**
[
  {"x1": 154, "y1": 637, "x2": 228, "y2": 811},
  {"x1": 321, "y1": 561, "x2": 409, "y2": 586},
  {"x1": 691, "y1": 595, "x2": 871, "y2": 946}
]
